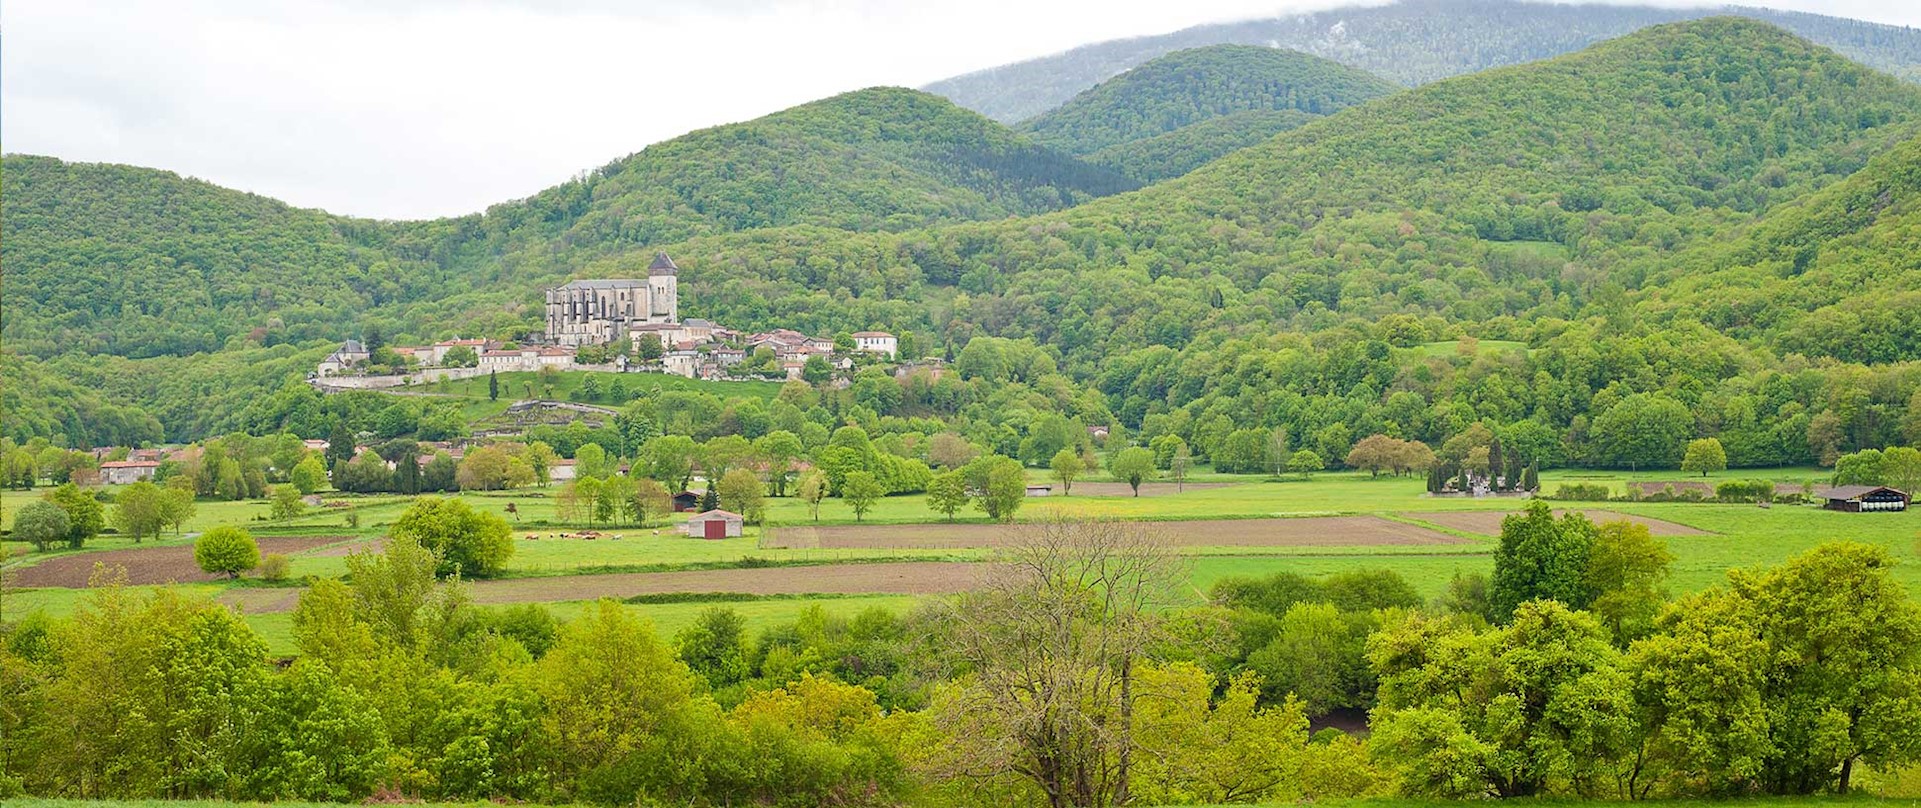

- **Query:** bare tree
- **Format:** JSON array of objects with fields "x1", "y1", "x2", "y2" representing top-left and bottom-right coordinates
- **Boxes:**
[{"x1": 929, "y1": 518, "x2": 1183, "y2": 808}]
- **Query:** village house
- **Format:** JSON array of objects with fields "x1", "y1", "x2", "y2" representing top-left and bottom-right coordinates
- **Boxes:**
[
  {"x1": 549, "y1": 458, "x2": 578, "y2": 481},
  {"x1": 852, "y1": 331, "x2": 898, "y2": 357},
  {"x1": 479, "y1": 346, "x2": 577, "y2": 373},
  {"x1": 316, "y1": 339, "x2": 370, "y2": 376},
  {"x1": 99, "y1": 460, "x2": 161, "y2": 485}
]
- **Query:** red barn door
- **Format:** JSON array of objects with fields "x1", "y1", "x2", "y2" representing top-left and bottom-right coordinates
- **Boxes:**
[{"x1": 704, "y1": 519, "x2": 727, "y2": 540}]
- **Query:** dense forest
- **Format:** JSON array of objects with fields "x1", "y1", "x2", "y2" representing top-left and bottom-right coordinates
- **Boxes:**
[
  {"x1": 1019, "y1": 45, "x2": 1399, "y2": 160},
  {"x1": 6, "y1": 19, "x2": 1921, "y2": 471},
  {"x1": 923, "y1": 0, "x2": 1921, "y2": 122}
]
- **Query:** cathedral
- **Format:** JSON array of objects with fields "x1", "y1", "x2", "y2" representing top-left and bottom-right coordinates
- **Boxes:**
[{"x1": 544, "y1": 252, "x2": 680, "y2": 346}]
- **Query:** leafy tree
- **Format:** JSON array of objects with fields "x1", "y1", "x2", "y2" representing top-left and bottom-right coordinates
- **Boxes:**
[
  {"x1": 1108, "y1": 446, "x2": 1157, "y2": 496},
  {"x1": 488, "y1": 370, "x2": 499, "y2": 401},
  {"x1": 334, "y1": 450, "x2": 394, "y2": 493},
  {"x1": 159, "y1": 483, "x2": 197, "y2": 535},
  {"x1": 1583, "y1": 521, "x2": 1672, "y2": 646},
  {"x1": 1883, "y1": 446, "x2": 1921, "y2": 493},
  {"x1": 1489, "y1": 501, "x2": 1597, "y2": 622},
  {"x1": 1369, "y1": 601, "x2": 1632, "y2": 798},
  {"x1": 1592, "y1": 393, "x2": 1693, "y2": 469},
  {"x1": 43, "y1": 483, "x2": 104, "y2": 548},
  {"x1": 289, "y1": 455, "x2": 327, "y2": 494},
  {"x1": 841, "y1": 471, "x2": 883, "y2": 522},
  {"x1": 753, "y1": 430, "x2": 804, "y2": 496},
  {"x1": 391, "y1": 496, "x2": 514, "y2": 578},
  {"x1": 674, "y1": 607, "x2": 751, "y2": 690},
  {"x1": 927, "y1": 470, "x2": 968, "y2": 522},
  {"x1": 1049, "y1": 448, "x2": 1084, "y2": 495},
  {"x1": 796, "y1": 470, "x2": 828, "y2": 522},
  {"x1": 1680, "y1": 437, "x2": 1728, "y2": 477},
  {"x1": 716, "y1": 468, "x2": 766, "y2": 525},
  {"x1": 1286, "y1": 449, "x2": 1323, "y2": 479},
  {"x1": 630, "y1": 478, "x2": 671, "y2": 527},
  {"x1": 13, "y1": 500, "x2": 71, "y2": 552},
  {"x1": 524, "y1": 441, "x2": 558, "y2": 487},
  {"x1": 111, "y1": 480, "x2": 167, "y2": 542},
  {"x1": 976, "y1": 457, "x2": 1027, "y2": 522},
  {"x1": 456, "y1": 446, "x2": 530, "y2": 491},
  {"x1": 645, "y1": 435, "x2": 700, "y2": 492},
  {"x1": 1833, "y1": 448, "x2": 1888, "y2": 486},
  {"x1": 325, "y1": 421, "x2": 355, "y2": 470},
  {"x1": 270, "y1": 484, "x2": 307, "y2": 519},
  {"x1": 194, "y1": 525, "x2": 260, "y2": 579},
  {"x1": 574, "y1": 442, "x2": 616, "y2": 480}
]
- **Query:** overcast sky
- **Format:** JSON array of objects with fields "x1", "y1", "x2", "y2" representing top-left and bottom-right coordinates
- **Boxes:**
[{"x1": 6, "y1": 0, "x2": 1918, "y2": 220}]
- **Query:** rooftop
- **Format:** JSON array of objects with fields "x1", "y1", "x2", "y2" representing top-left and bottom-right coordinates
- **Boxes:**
[
  {"x1": 1819, "y1": 485, "x2": 1909, "y2": 499},
  {"x1": 556, "y1": 278, "x2": 646, "y2": 290},
  {"x1": 648, "y1": 252, "x2": 679, "y2": 276}
]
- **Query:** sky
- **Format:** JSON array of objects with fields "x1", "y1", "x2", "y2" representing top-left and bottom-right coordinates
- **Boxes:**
[{"x1": 5, "y1": 0, "x2": 1919, "y2": 220}]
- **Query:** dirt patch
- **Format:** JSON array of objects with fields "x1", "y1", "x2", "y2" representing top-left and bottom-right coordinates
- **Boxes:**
[
  {"x1": 220, "y1": 561, "x2": 980, "y2": 614},
  {"x1": 307, "y1": 538, "x2": 386, "y2": 557},
  {"x1": 766, "y1": 516, "x2": 1466, "y2": 550},
  {"x1": 1059, "y1": 482, "x2": 1232, "y2": 497},
  {"x1": 1407, "y1": 510, "x2": 1706, "y2": 536},
  {"x1": 9, "y1": 536, "x2": 348, "y2": 588}
]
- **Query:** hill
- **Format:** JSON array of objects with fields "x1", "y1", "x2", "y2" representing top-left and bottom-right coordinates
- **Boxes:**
[
  {"x1": 1084, "y1": 109, "x2": 1321, "y2": 182},
  {"x1": 1018, "y1": 45, "x2": 1399, "y2": 159},
  {"x1": 0, "y1": 88, "x2": 1129, "y2": 361},
  {"x1": 925, "y1": 0, "x2": 1921, "y2": 122},
  {"x1": 1638, "y1": 132, "x2": 1921, "y2": 364}
]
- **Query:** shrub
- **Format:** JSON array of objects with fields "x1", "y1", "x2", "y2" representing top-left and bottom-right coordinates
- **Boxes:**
[
  {"x1": 1715, "y1": 479, "x2": 1775, "y2": 503},
  {"x1": 1551, "y1": 483, "x2": 1612, "y2": 501},
  {"x1": 194, "y1": 526, "x2": 260, "y2": 579},
  {"x1": 12, "y1": 500, "x2": 71, "y2": 552},
  {"x1": 258, "y1": 553, "x2": 291, "y2": 582}
]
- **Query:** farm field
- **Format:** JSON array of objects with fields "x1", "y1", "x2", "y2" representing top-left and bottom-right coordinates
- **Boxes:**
[{"x1": 6, "y1": 466, "x2": 1916, "y2": 659}]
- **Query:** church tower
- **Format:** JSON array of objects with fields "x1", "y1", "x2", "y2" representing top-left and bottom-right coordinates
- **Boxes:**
[{"x1": 647, "y1": 252, "x2": 679, "y2": 322}]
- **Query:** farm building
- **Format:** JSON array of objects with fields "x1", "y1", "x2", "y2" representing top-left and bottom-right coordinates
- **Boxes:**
[
  {"x1": 1026, "y1": 484, "x2": 1053, "y2": 497},
  {"x1": 682, "y1": 509, "x2": 744, "y2": 539},
  {"x1": 671, "y1": 491, "x2": 701, "y2": 512},
  {"x1": 1816, "y1": 485, "x2": 1909, "y2": 512},
  {"x1": 99, "y1": 460, "x2": 161, "y2": 485},
  {"x1": 550, "y1": 459, "x2": 577, "y2": 481}
]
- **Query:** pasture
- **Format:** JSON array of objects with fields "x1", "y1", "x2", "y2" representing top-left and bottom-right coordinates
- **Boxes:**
[{"x1": 6, "y1": 465, "x2": 1917, "y2": 659}]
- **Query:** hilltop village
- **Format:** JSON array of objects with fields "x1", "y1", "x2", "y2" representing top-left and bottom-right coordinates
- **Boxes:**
[{"x1": 313, "y1": 253, "x2": 902, "y2": 385}]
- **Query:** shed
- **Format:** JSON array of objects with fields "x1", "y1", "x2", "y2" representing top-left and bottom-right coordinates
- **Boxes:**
[
  {"x1": 671, "y1": 491, "x2": 701, "y2": 512},
  {"x1": 1817, "y1": 485, "x2": 1909, "y2": 512},
  {"x1": 682, "y1": 509, "x2": 744, "y2": 539},
  {"x1": 1025, "y1": 484, "x2": 1053, "y2": 497}
]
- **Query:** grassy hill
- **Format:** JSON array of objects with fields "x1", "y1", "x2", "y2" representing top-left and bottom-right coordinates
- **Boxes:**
[
  {"x1": 1018, "y1": 45, "x2": 1399, "y2": 160},
  {"x1": 924, "y1": 0, "x2": 1921, "y2": 123}
]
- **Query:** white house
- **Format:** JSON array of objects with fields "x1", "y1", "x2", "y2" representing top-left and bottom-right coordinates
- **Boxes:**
[
  {"x1": 852, "y1": 331, "x2": 898, "y2": 357},
  {"x1": 316, "y1": 339, "x2": 371, "y2": 376},
  {"x1": 99, "y1": 460, "x2": 161, "y2": 485}
]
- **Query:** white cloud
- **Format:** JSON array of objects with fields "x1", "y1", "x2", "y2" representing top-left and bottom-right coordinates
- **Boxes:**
[{"x1": 5, "y1": 0, "x2": 1917, "y2": 219}]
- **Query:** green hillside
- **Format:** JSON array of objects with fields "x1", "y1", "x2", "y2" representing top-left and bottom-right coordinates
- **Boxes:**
[
  {"x1": 9, "y1": 19, "x2": 1921, "y2": 451},
  {"x1": 1083, "y1": 108, "x2": 1318, "y2": 182},
  {"x1": 1639, "y1": 132, "x2": 1921, "y2": 364},
  {"x1": 1018, "y1": 45, "x2": 1398, "y2": 158},
  {"x1": 0, "y1": 87, "x2": 1130, "y2": 361},
  {"x1": 924, "y1": 0, "x2": 1921, "y2": 122}
]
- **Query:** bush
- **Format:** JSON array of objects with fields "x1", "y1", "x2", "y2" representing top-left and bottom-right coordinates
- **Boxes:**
[
  {"x1": 194, "y1": 526, "x2": 260, "y2": 579},
  {"x1": 1551, "y1": 483, "x2": 1612, "y2": 501},
  {"x1": 12, "y1": 500, "x2": 71, "y2": 552},
  {"x1": 1715, "y1": 479, "x2": 1775, "y2": 503},
  {"x1": 258, "y1": 553, "x2": 291, "y2": 582}
]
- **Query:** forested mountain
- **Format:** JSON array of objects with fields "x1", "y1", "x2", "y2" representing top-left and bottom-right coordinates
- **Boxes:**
[
  {"x1": 1018, "y1": 45, "x2": 1399, "y2": 159},
  {"x1": 1083, "y1": 109, "x2": 1320, "y2": 183},
  {"x1": 1, "y1": 88, "x2": 1129, "y2": 360},
  {"x1": 925, "y1": 0, "x2": 1921, "y2": 122},
  {"x1": 1639, "y1": 132, "x2": 1921, "y2": 364},
  {"x1": 10, "y1": 18, "x2": 1921, "y2": 457}
]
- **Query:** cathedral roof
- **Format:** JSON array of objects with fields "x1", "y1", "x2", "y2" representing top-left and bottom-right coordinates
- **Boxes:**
[{"x1": 648, "y1": 252, "x2": 679, "y2": 276}]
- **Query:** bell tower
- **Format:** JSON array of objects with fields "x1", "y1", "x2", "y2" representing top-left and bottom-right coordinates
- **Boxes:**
[{"x1": 647, "y1": 252, "x2": 679, "y2": 322}]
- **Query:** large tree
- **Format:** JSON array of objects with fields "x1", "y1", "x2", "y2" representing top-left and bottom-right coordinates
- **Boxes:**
[
  {"x1": 931, "y1": 519, "x2": 1181, "y2": 807},
  {"x1": 1488, "y1": 500, "x2": 1597, "y2": 622}
]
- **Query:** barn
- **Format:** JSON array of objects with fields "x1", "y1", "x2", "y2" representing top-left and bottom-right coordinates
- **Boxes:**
[
  {"x1": 1817, "y1": 485, "x2": 1910, "y2": 512},
  {"x1": 682, "y1": 510, "x2": 744, "y2": 539},
  {"x1": 671, "y1": 491, "x2": 701, "y2": 512}
]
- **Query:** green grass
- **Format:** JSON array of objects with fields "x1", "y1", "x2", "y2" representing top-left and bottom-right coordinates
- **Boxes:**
[{"x1": 7, "y1": 793, "x2": 1921, "y2": 807}]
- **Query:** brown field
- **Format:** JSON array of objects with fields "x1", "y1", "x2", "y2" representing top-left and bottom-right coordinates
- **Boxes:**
[
  {"x1": 220, "y1": 560, "x2": 979, "y2": 614},
  {"x1": 1056, "y1": 482, "x2": 1233, "y2": 497},
  {"x1": 1407, "y1": 510, "x2": 1707, "y2": 536},
  {"x1": 9, "y1": 536, "x2": 351, "y2": 587},
  {"x1": 765, "y1": 515, "x2": 1468, "y2": 550}
]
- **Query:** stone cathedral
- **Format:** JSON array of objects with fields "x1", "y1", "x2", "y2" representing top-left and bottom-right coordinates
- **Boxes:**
[{"x1": 543, "y1": 252, "x2": 680, "y2": 346}]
